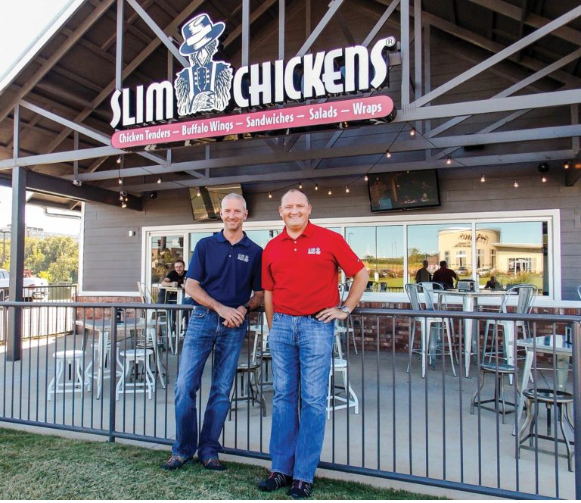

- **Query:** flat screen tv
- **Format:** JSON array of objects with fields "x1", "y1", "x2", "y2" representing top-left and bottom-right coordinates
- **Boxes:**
[
  {"x1": 368, "y1": 169, "x2": 440, "y2": 212},
  {"x1": 189, "y1": 184, "x2": 243, "y2": 221}
]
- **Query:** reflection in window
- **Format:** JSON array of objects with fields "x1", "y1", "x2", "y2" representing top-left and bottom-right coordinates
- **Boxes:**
[
  {"x1": 188, "y1": 232, "x2": 213, "y2": 264},
  {"x1": 347, "y1": 226, "x2": 404, "y2": 292},
  {"x1": 407, "y1": 224, "x2": 470, "y2": 284},
  {"x1": 245, "y1": 229, "x2": 280, "y2": 249},
  {"x1": 475, "y1": 222, "x2": 546, "y2": 294}
]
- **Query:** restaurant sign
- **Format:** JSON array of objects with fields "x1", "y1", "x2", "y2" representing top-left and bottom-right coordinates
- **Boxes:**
[{"x1": 110, "y1": 13, "x2": 397, "y2": 149}]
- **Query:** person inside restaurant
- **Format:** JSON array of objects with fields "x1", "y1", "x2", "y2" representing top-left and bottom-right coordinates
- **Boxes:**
[
  {"x1": 484, "y1": 275, "x2": 502, "y2": 290},
  {"x1": 156, "y1": 259, "x2": 187, "y2": 303},
  {"x1": 432, "y1": 260, "x2": 458, "y2": 290},
  {"x1": 415, "y1": 260, "x2": 432, "y2": 283}
]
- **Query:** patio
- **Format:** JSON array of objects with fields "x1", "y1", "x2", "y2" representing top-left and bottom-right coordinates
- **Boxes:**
[{"x1": 0, "y1": 304, "x2": 576, "y2": 499}]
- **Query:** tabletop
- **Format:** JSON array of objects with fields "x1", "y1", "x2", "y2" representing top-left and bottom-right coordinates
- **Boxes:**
[{"x1": 517, "y1": 334, "x2": 572, "y2": 355}]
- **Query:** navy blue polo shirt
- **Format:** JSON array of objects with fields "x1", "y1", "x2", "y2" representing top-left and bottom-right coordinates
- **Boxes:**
[{"x1": 186, "y1": 231, "x2": 262, "y2": 308}]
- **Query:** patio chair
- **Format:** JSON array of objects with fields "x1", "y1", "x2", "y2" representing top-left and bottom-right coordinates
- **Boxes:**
[
  {"x1": 482, "y1": 284, "x2": 537, "y2": 369},
  {"x1": 406, "y1": 283, "x2": 456, "y2": 378},
  {"x1": 137, "y1": 281, "x2": 172, "y2": 350}
]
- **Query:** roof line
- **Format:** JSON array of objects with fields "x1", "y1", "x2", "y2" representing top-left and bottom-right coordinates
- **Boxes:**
[{"x1": 0, "y1": 0, "x2": 85, "y2": 93}]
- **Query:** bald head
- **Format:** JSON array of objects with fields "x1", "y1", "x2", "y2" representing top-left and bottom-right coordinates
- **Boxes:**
[
  {"x1": 221, "y1": 193, "x2": 247, "y2": 210},
  {"x1": 280, "y1": 189, "x2": 309, "y2": 206}
]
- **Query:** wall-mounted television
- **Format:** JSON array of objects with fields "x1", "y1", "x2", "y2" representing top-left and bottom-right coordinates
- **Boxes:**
[
  {"x1": 368, "y1": 169, "x2": 440, "y2": 212},
  {"x1": 189, "y1": 184, "x2": 243, "y2": 221}
]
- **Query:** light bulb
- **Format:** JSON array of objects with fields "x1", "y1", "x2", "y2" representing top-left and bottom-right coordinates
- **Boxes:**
[
  {"x1": 513, "y1": 179, "x2": 519, "y2": 188},
  {"x1": 480, "y1": 174, "x2": 486, "y2": 183},
  {"x1": 446, "y1": 157, "x2": 452, "y2": 165},
  {"x1": 409, "y1": 128, "x2": 416, "y2": 136},
  {"x1": 121, "y1": 202, "x2": 127, "y2": 208},
  {"x1": 386, "y1": 150, "x2": 391, "y2": 158},
  {"x1": 328, "y1": 189, "x2": 332, "y2": 195},
  {"x1": 315, "y1": 184, "x2": 319, "y2": 191},
  {"x1": 118, "y1": 177, "x2": 123, "y2": 185},
  {"x1": 157, "y1": 177, "x2": 161, "y2": 184},
  {"x1": 268, "y1": 192, "x2": 272, "y2": 199},
  {"x1": 119, "y1": 194, "x2": 124, "y2": 201},
  {"x1": 345, "y1": 186, "x2": 350, "y2": 193},
  {"x1": 564, "y1": 161, "x2": 570, "y2": 169},
  {"x1": 364, "y1": 175, "x2": 369, "y2": 182},
  {"x1": 542, "y1": 176, "x2": 547, "y2": 183},
  {"x1": 299, "y1": 182, "x2": 303, "y2": 189},
  {"x1": 116, "y1": 156, "x2": 122, "y2": 165},
  {"x1": 196, "y1": 188, "x2": 201, "y2": 197}
]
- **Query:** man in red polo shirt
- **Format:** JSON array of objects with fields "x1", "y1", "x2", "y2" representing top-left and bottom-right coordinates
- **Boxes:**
[{"x1": 257, "y1": 189, "x2": 368, "y2": 499}]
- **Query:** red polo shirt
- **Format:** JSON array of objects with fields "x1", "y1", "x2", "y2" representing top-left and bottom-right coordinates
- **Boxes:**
[{"x1": 262, "y1": 222, "x2": 364, "y2": 316}]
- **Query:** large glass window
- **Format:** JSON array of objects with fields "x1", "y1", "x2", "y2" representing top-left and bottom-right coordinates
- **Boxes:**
[
  {"x1": 475, "y1": 221, "x2": 547, "y2": 294},
  {"x1": 407, "y1": 224, "x2": 471, "y2": 283}
]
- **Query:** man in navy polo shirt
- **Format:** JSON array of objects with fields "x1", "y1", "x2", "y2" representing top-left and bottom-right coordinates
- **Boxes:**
[
  {"x1": 162, "y1": 193, "x2": 263, "y2": 472},
  {"x1": 258, "y1": 189, "x2": 368, "y2": 499}
]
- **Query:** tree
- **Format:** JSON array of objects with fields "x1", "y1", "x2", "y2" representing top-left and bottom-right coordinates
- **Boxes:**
[{"x1": 4, "y1": 236, "x2": 78, "y2": 283}]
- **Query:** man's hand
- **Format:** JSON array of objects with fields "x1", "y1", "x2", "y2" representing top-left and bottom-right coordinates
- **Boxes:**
[
  {"x1": 214, "y1": 303, "x2": 245, "y2": 328},
  {"x1": 316, "y1": 307, "x2": 349, "y2": 323},
  {"x1": 223, "y1": 306, "x2": 248, "y2": 328}
]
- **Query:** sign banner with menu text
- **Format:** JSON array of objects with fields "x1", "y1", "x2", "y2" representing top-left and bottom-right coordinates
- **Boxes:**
[{"x1": 111, "y1": 95, "x2": 395, "y2": 149}]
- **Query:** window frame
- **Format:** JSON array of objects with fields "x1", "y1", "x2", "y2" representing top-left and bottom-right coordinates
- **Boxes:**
[{"x1": 141, "y1": 209, "x2": 561, "y2": 301}]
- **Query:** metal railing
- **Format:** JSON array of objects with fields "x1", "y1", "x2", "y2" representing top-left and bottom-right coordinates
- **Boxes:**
[
  {"x1": 0, "y1": 284, "x2": 77, "y2": 303},
  {"x1": 0, "y1": 300, "x2": 579, "y2": 499}
]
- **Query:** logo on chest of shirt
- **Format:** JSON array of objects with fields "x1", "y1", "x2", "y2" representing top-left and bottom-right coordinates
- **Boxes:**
[
  {"x1": 307, "y1": 247, "x2": 321, "y2": 255},
  {"x1": 237, "y1": 253, "x2": 249, "y2": 262}
]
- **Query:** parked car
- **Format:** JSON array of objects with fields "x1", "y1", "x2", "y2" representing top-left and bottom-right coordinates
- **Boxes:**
[
  {"x1": 457, "y1": 266, "x2": 469, "y2": 275},
  {"x1": 0, "y1": 269, "x2": 49, "y2": 301}
]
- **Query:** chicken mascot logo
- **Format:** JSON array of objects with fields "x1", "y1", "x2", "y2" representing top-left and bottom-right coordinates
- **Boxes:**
[{"x1": 175, "y1": 14, "x2": 233, "y2": 115}]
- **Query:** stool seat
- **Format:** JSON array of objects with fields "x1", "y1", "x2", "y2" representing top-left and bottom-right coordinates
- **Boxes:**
[
  {"x1": 54, "y1": 349, "x2": 85, "y2": 359},
  {"x1": 236, "y1": 362, "x2": 261, "y2": 371},
  {"x1": 522, "y1": 388, "x2": 574, "y2": 403},
  {"x1": 480, "y1": 363, "x2": 517, "y2": 374},
  {"x1": 119, "y1": 348, "x2": 153, "y2": 358}
]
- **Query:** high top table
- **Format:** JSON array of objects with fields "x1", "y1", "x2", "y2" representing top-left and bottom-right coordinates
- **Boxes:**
[{"x1": 439, "y1": 289, "x2": 506, "y2": 377}]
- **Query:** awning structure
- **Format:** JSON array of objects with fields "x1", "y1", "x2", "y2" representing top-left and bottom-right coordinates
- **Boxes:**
[{"x1": 0, "y1": 0, "x2": 580, "y2": 211}]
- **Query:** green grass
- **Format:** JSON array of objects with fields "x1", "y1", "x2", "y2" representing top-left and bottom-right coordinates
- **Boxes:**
[{"x1": 0, "y1": 428, "x2": 440, "y2": 500}]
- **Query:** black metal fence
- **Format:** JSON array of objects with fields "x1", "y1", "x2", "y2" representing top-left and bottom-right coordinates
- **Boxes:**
[{"x1": 0, "y1": 300, "x2": 579, "y2": 499}]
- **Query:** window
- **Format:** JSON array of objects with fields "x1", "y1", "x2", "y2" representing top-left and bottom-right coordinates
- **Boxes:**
[
  {"x1": 143, "y1": 210, "x2": 557, "y2": 299},
  {"x1": 475, "y1": 221, "x2": 547, "y2": 295}
]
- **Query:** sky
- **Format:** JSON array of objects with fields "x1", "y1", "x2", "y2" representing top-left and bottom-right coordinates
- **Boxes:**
[{"x1": 0, "y1": 0, "x2": 83, "y2": 236}]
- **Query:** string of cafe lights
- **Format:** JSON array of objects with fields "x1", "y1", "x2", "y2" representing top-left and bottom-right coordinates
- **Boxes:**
[{"x1": 115, "y1": 125, "x2": 575, "y2": 206}]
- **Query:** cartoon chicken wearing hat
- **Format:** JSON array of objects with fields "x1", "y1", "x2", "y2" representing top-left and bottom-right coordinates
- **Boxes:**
[{"x1": 175, "y1": 14, "x2": 233, "y2": 115}]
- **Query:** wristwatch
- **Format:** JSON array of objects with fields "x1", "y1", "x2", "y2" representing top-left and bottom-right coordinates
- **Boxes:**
[
  {"x1": 338, "y1": 305, "x2": 351, "y2": 315},
  {"x1": 242, "y1": 303, "x2": 250, "y2": 311}
]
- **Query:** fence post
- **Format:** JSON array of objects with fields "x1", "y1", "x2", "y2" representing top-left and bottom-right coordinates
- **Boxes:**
[
  {"x1": 571, "y1": 321, "x2": 581, "y2": 498},
  {"x1": 108, "y1": 307, "x2": 118, "y2": 443}
]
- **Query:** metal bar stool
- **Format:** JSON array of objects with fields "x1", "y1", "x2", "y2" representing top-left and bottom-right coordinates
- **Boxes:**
[
  {"x1": 471, "y1": 363, "x2": 519, "y2": 423},
  {"x1": 229, "y1": 361, "x2": 266, "y2": 418},
  {"x1": 517, "y1": 388, "x2": 575, "y2": 472},
  {"x1": 48, "y1": 350, "x2": 87, "y2": 399}
]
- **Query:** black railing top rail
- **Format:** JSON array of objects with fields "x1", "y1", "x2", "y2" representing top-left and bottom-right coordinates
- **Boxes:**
[{"x1": 0, "y1": 300, "x2": 579, "y2": 324}]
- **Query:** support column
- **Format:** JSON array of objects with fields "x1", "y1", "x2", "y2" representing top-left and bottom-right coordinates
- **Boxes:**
[{"x1": 7, "y1": 105, "x2": 25, "y2": 362}]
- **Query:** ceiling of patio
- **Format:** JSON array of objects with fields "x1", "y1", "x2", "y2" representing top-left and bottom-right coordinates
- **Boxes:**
[{"x1": 0, "y1": 0, "x2": 580, "y2": 209}]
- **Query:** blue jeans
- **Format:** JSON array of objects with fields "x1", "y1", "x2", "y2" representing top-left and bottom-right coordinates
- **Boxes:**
[
  {"x1": 172, "y1": 306, "x2": 247, "y2": 461},
  {"x1": 269, "y1": 313, "x2": 335, "y2": 483}
]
